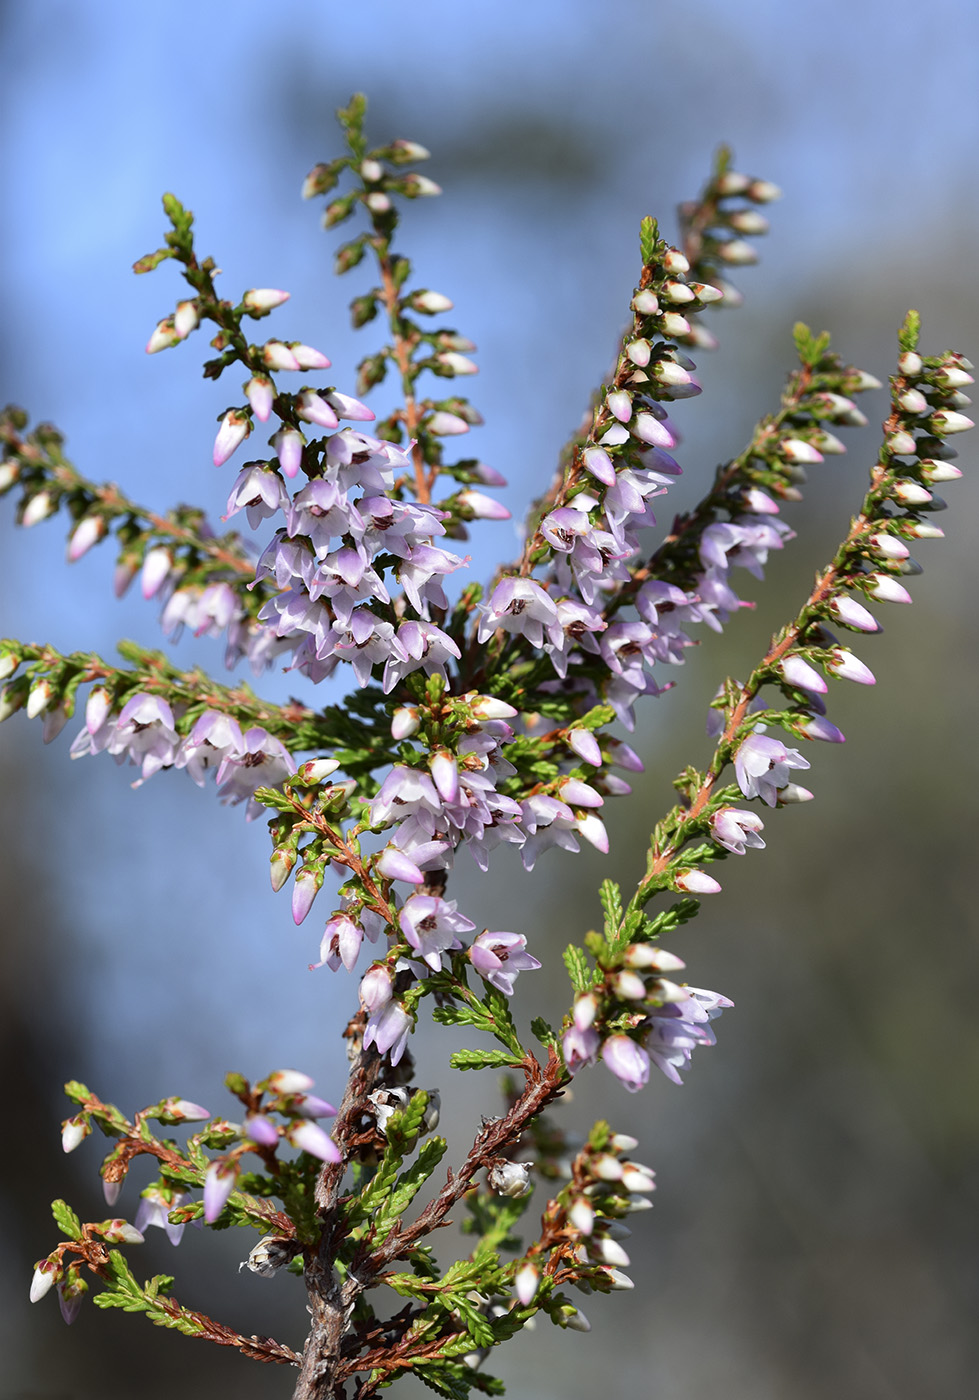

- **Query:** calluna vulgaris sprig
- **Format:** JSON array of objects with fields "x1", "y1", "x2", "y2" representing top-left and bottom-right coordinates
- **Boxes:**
[{"x1": 3, "y1": 93, "x2": 972, "y2": 1400}]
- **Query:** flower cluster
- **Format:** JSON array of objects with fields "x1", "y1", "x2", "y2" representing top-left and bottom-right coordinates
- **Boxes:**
[{"x1": 5, "y1": 93, "x2": 973, "y2": 1400}]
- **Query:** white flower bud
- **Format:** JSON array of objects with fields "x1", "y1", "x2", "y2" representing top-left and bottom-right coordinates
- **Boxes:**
[
  {"x1": 717, "y1": 239, "x2": 758, "y2": 265},
  {"x1": 869, "y1": 532, "x2": 909, "y2": 560},
  {"x1": 26, "y1": 678, "x2": 53, "y2": 719},
  {"x1": 661, "y1": 312, "x2": 691, "y2": 337},
  {"x1": 360, "y1": 159, "x2": 383, "y2": 182},
  {"x1": 366, "y1": 192, "x2": 392, "y2": 214},
  {"x1": 891, "y1": 479, "x2": 931, "y2": 506},
  {"x1": 689, "y1": 281, "x2": 724, "y2": 303},
  {"x1": 662, "y1": 249, "x2": 689, "y2": 274},
  {"x1": 437, "y1": 352, "x2": 478, "y2": 375},
  {"x1": 412, "y1": 290, "x2": 454, "y2": 313},
  {"x1": 898, "y1": 351, "x2": 923, "y2": 376},
  {"x1": 243, "y1": 288, "x2": 290, "y2": 312},
  {"x1": 599, "y1": 1238, "x2": 631, "y2": 1267},
  {"x1": 866, "y1": 573, "x2": 912, "y2": 604},
  {"x1": 780, "y1": 438, "x2": 824, "y2": 464},
  {"x1": 612, "y1": 970, "x2": 647, "y2": 1001},
  {"x1": 22, "y1": 491, "x2": 54, "y2": 527},
  {"x1": 569, "y1": 1198, "x2": 594, "y2": 1234},
  {"x1": 61, "y1": 1116, "x2": 89, "y2": 1152},
  {"x1": 631, "y1": 289, "x2": 659, "y2": 315},
  {"x1": 747, "y1": 179, "x2": 782, "y2": 202},
  {"x1": 30, "y1": 1263, "x2": 57, "y2": 1303},
  {"x1": 609, "y1": 1133, "x2": 639, "y2": 1152},
  {"x1": 661, "y1": 280, "x2": 695, "y2": 304},
  {"x1": 0, "y1": 653, "x2": 16, "y2": 681},
  {"x1": 514, "y1": 1263, "x2": 540, "y2": 1306},
  {"x1": 624, "y1": 944, "x2": 685, "y2": 972},
  {"x1": 603, "y1": 1268, "x2": 635, "y2": 1290},
  {"x1": 930, "y1": 410, "x2": 974, "y2": 434},
  {"x1": 0, "y1": 460, "x2": 19, "y2": 491},
  {"x1": 173, "y1": 300, "x2": 199, "y2": 338},
  {"x1": 934, "y1": 365, "x2": 974, "y2": 388},
  {"x1": 268, "y1": 1069, "x2": 315, "y2": 1094},
  {"x1": 728, "y1": 209, "x2": 769, "y2": 234},
  {"x1": 777, "y1": 783, "x2": 815, "y2": 804},
  {"x1": 898, "y1": 388, "x2": 928, "y2": 414},
  {"x1": 626, "y1": 338, "x2": 651, "y2": 367},
  {"x1": 887, "y1": 431, "x2": 918, "y2": 456},
  {"x1": 146, "y1": 317, "x2": 177, "y2": 354},
  {"x1": 905, "y1": 520, "x2": 944, "y2": 539}
]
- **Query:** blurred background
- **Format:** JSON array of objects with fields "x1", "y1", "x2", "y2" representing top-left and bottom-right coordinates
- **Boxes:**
[{"x1": 2, "y1": 2, "x2": 978, "y2": 1398}]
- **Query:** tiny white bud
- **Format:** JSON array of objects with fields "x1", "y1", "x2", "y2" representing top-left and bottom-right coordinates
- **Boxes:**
[
  {"x1": 412, "y1": 290, "x2": 454, "y2": 313},
  {"x1": 366, "y1": 192, "x2": 392, "y2": 214},
  {"x1": 898, "y1": 388, "x2": 928, "y2": 414},
  {"x1": 31, "y1": 1263, "x2": 57, "y2": 1303},
  {"x1": 626, "y1": 338, "x2": 651, "y2": 367},
  {"x1": 661, "y1": 311, "x2": 691, "y2": 337},
  {"x1": 514, "y1": 1263, "x2": 540, "y2": 1306},
  {"x1": 717, "y1": 238, "x2": 758, "y2": 265},
  {"x1": 661, "y1": 280, "x2": 695, "y2": 304},
  {"x1": 866, "y1": 573, "x2": 912, "y2": 604},
  {"x1": 173, "y1": 300, "x2": 199, "y2": 338},
  {"x1": 0, "y1": 653, "x2": 16, "y2": 681},
  {"x1": 887, "y1": 430, "x2": 918, "y2": 456},
  {"x1": 391, "y1": 706, "x2": 420, "y2": 740},
  {"x1": 612, "y1": 970, "x2": 647, "y2": 1001},
  {"x1": 689, "y1": 281, "x2": 724, "y2": 303},
  {"x1": 243, "y1": 288, "x2": 291, "y2": 312},
  {"x1": 22, "y1": 490, "x2": 54, "y2": 527},
  {"x1": 898, "y1": 351, "x2": 923, "y2": 376},
  {"x1": 26, "y1": 678, "x2": 53, "y2": 719},
  {"x1": 624, "y1": 944, "x2": 685, "y2": 972},
  {"x1": 930, "y1": 410, "x2": 974, "y2": 434},
  {"x1": 934, "y1": 365, "x2": 974, "y2": 388},
  {"x1": 728, "y1": 209, "x2": 769, "y2": 234},
  {"x1": 777, "y1": 783, "x2": 815, "y2": 804},
  {"x1": 0, "y1": 460, "x2": 19, "y2": 491},
  {"x1": 609, "y1": 1133, "x2": 639, "y2": 1152},
  {"x1": 662, "y1": 249, "x2": 689, "y2": 274},
  {"x1": 599, "y1": 1238, "x2": 631, "y2": 1267},
  {"x1": 61, "y1": 1116, "x2": 89, "y2": 1153},
  {"x1": 747, "y1": 178, "x2": 782, "y2": 202},
  {"x1": 891, "y1": 479, "x2": 932, "y2": 506},
  {"x1": 297, "y1": 758, "x2": 341, "y2": 784},
  {"x1": 360, "y1": 158, "x2": 383, "y2": 182},
  {"x1": 780, "y1": 438, "x2": 824, "y2": 464},
  {"x1": 569, "y1": 1198, "x2": 594, "y2": 1234},
  {"x1": 631, "y1": 289, "x2": 659, "y2": 315},
  {"x1": 906, "y1": 520, "x2": 944, "y2": 539}
]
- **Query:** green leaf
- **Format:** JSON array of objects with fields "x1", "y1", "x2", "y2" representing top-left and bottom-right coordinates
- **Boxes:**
[
  {"x1": 373, "y1": 1137, "x2": 448, "y2": 1242},
  {"x1": 599, "y1": 879, "x2": 623, "y2": 942},
  {"x1": 530, "y1": 1016, "x2": 558, "y2": 1051},
  {"x1": 792, "y1": 321, "x2": 832, "y2": 368},
  {"x1": 132, "y1": 248, "x2": 174, "y2": 275},
  {"x1": 639, "y1": 215, "x2": 659, "y2": 266},
  {"x1": 51, "y1": 1198, "x2": 83, "y2": 1241},
  {"x1": 562, "y1": 943, "x2": 592, "y2": 994},
  {"x1": 899, "y1": 309, "x2": 921, "y2": 353},
  {"x1": 449, "y1": 1048, "x2": 523, "y2": 1072}
]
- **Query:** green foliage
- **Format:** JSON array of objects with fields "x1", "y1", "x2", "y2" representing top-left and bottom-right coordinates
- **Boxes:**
[
  {"x1": 899, "y1": 309, "x2": 921, "y2": 353},
  {"x1": 562, "y1": 943, "x2": 593, "y2": 993},
  {"x1": 51, "y1": 1199, "x2": 82, "y2": 1241},
  {"x1": 639, "y1": 214, "x2": 660, "y2": 265},
  {"x1": 792, "y1": 321, "x2": 832, "y2": 368},
  {"x1": 450, "y1": 1048, "x2": 525, "y2": 1072}
]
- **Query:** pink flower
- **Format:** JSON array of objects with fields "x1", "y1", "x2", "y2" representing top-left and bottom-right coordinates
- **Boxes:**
[
  {"x1": 469, "y1": 932, "x2": 541, "y2": 995},
  {"x1": 601, "y1": 1035, "x2": 650, "y2": 1093}
]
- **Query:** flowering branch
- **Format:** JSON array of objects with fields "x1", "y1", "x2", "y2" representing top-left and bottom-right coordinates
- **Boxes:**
[{"x1": 5, "y1": 93, "x2": 972, "y2": 1400}]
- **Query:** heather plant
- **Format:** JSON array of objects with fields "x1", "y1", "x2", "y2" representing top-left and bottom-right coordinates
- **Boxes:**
[{"x1": 3, "y1": 93, "x2": 972, "y2": 1400}]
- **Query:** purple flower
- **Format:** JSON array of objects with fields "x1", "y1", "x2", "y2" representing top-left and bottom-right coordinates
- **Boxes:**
[
  {"x1": 176, "y1": 710, "x2": 244, "y2": 786},
  {"x1": 363, "y1": 1000, "x2": 412, "y2": 1064},
  {"x1": 710, "y1": 807, "x2": 766, "y2": 855},
  {"x1": 288, "y1": 1121, "x2": 341, "y2": 1163},
  {"x1": 106, "y1": 694, "x2": 180, "y2": 784},
  {"x1": 134, "y1": 1188, "x2": 187, "y2": 1246},
  {"x1": 734, "y1": 732, "x2": 810, "y2": 807},
  {"x1": 645, "y1": 987, "x2": 733, "y2": 1084},
  {"x1": 601, "y1": 1035, "x2": 650, "y2": 1093},
  {"x1": 562, "y1": 1025, "x2": 600, "y2": 1074},
  {"x1": 203, "y1": 1160, "x2": 238, "y2": 1223},
  {"x1": 225, "y1": 462, "x2": 289, "y2": 529},
  {"x1": 216, "y1": 726, "x2": 296, "y2": 817},
  {"x1": 469, "y1": 931, "x2": 541, "y2": 995},
  {"x1": 400, "y1": 894, "x2": 475, "y2": 971},
  {"x1": 317, "y1": 914, "x2": 365, "y2": 972},
  {"x1": 477, "y1": 577, "x2": 562, "y2": 650}
]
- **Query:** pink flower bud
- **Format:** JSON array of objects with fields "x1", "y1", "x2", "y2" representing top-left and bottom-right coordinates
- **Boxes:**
[
  {"x1": 457, "y1": 489, "x2": 510, "y2": 520},
  {"x1": 213, "y1": 411, "x2": 251, "y2": 467},
  {"x1": 324, "y1": 390, "x2": 374, "y2": 421},
  {"x1": 297, "y1": 391, "x2": 340, "y2": 430},
  {"x1": 428, "y1": 411, "x2": 469, "y2": 435},
  {"x1": 203, "y1": 1160, "x2": 238, "y2": 1222},
  {"x1": 244, "y1": 288, "x2": 291, "y2": 312},
  {"x1": 515, "y1": 1262, "x2": 540, "y2": 1306},
  {"x1": 567, "y1": 728, "x2": 602, "y2": 766},
  {"x1": 22, "y1": 490, "x2": 53, "y2": 526},
  {"x1": 631, "y1": 289, "x2": 659, "y2": 315},
  {"x1": 375, "y1": 847, "x2": 425, "y2": 885},
  {"x1": 830, "y1": 595, "x2": 880, "y2": 632},
  {"x1": 245, "y1": 375, "x2": 275, "y2": 422},
  {"x1": 780, "y1": 656, "x2": 827, "y2": 694},
  {"x1": 274, "y1": 427, "x2": 304, "y2": 478},
  {"x1": 866, "y1": 573, "x2": 912, "y2": 604},
  {"x1": 174, "y1": 300, "x2": 199, "y2": 338},
  {"x1": 601, "y1": 1036, "x2": 650, "y2": 1093},
  {"x1": 576, "y1": 813, "x2": 609, "y2": 852},
  {"x1": 262, "y1": 341, "x2": 301, "y2": 372},
  {"x1": 140, "y1": 546, "x2": 172, "y2": 599},
  {"x1": 268, "y1": 1069, "x2": 315, "y2": 1094},
  {"x1": 827, "y1": 650, "x2": 875, "y2": 685},
  {"x1": 291, "y1": 344, "x2": 331, "y2": 370},
  {"x1": 360, "y1": 965, "x2": 393, "y2": 1011},
  {"x1": 675, "y1": 870, "x2": 721, "y2": 894},
  {"x1": 246, "y1": 1115, "x2": 280, "y2": 1147},
  {"x1": 68, "y1": 516, "x2": 106, "y2": 561},
  {"x1": 391, "y1": 706, "x2": 420, "y2": 739},
  {"x1": 559, "y1": 777, "x2": 604, "y2": 809},
  {"x1": 581, "y1": 447, "x2": 616, "y2": 485}
]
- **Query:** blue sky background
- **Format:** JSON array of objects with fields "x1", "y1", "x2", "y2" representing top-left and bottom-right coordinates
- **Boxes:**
[{"x1": 2, "y1": 3, "x2": 978, "y2": 1398}]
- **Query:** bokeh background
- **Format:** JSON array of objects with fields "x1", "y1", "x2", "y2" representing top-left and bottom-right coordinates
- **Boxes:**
[{"x1": 2, "y1": 3, "x2": 978, "y2": 1398}]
